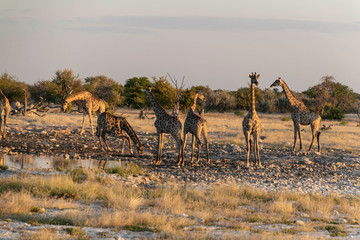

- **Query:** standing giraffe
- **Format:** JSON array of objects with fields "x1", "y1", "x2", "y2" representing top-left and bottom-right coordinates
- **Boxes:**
[
  {"x1": 143, "y1": 87, "x2": 184, "y2": 165},
  {"x1": 62, "y1": 91, "x2": 105, "y2": 135},
  {"x1": 181, "y1": 91, "x2": 209, "y2": 165},
  {"x1": 270, "y1": 77, "x2": 321, "y2": 153},
  {"x1": 242, "y1": 72, "x2": 261, "y2": 167},
  {"x1": 96, "y1": 112, "x2": 143, "y2": 154},
  {"x1": 0, "y1": 89, "x2": 10, "y2": 139}
]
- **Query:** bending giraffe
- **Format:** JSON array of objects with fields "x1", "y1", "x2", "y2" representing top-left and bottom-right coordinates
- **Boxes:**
[
  {"x1": 96, "y1": 112, "x2": 143, "y2": 154},
  {"x1": 143, "y1": 87, "x2": 184, "y2": 165},
  {"x1": 0, "y1": 89, "x2": 10, "y2": 139},
  {"x1": 270, "y1": 77, "x2": 321, "y2": 153},
  {"x1": 181, "y1": 91, "x2": 209, "y2": 165},
  {"x1": 242, "y1": 72, "x2": 261, "y2": 167},
  {"x1": 62, "y1": 91, "x2": 105, "y2": 135}
]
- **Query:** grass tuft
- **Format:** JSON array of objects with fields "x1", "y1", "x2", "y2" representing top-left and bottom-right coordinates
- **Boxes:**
[
  {"x1": 105, "y1": 163, "x2": 145, "y2": 177},
  {"x1": 64, "y1": 227, "x2": 87, "y2": 237},
  {"x1": 281, "y1": 117, "x2": 291, "y2": 121},
  {"x1": 0, "y1": 165, "x2": 9, "y2": 170}
]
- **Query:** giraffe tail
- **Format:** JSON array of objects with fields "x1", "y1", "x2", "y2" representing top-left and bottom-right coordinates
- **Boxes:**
[{"x1": 120, "y1": 117, "x2": 143, "y2": 154}]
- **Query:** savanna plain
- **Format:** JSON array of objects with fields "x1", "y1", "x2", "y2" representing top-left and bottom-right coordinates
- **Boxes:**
[{"x1": 0, "y1": 109, "x2": 360, "y2": 239}]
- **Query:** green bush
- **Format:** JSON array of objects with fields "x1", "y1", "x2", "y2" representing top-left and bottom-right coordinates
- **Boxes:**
[
  {"x1": 234, "y1": 110, "x2": 244, "y2": 116},
  {"x1": 321, "y1": 105, "x2": 345, "y2": 120}
]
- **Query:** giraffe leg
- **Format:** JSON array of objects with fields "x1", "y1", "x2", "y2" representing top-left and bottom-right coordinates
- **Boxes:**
[
  {"x1": 254, "y1": 132, "x2": 261, "y2": 166},
  {"x1": 125, "y1": 135, "x2": 133, "y2": 155},
  {"x1": 244, "y1": 133, "x2": 250, "y2": 167},
  {"x1": 175, "y1": 136, "x2": 184, "y2": 166},
  {"x1": 97, "y1": 126, "x2": 104, "y2": 150},
  {"x1": 292, "y1": 123, "x2": 299, "y2": 153},
  {"x1": 3, "y1": 112, "x2": 8, "y2": 139},
  {"x1": 88, "y1": 111, "x2": 95, "y2": 135},
  {"x1": 0, "y1": 116, "x2": 3, "y2": 139},
  {"x1": 181, "y1": 133, "x2": 188, "y2": 165},
  {"x1": 120, "y1": 138, "x2": 125, "y2": 154},
  {"x1": 80, "y1": 112, "x2": 87, "y2": 135},
  {"x1": 308, "y1": 123, "x2": 318, "y2": 153},
  {"x1": 317, "y1": 132, "x2": 321, "y2": 152},
  {"x1": 202, "y1": 129, "x2": 210, "y2": 164},
  {"x1": 190, "y1": 134, "x2": 195, "y2": 163},
  {"x1": 156, "y1": 133, "x2": 164, "y2": 165},
  {"x1": 195, "y1": 136, "x2": 202, "y2": 163},
  {"x1": 103, "y1": 134, "x2": 112, "y2": 151}
]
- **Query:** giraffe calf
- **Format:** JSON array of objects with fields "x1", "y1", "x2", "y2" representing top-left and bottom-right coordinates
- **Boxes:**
[{"x1": 96, "y1": 112, "x2": 143, "y2": 154}]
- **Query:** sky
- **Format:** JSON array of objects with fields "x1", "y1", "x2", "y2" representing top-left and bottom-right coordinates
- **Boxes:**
[{"x1": 1, "y1": 0, "x2": 360, "y2": 92}]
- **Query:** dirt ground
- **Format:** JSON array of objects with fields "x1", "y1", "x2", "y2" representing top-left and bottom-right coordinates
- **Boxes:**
[{"x1": 1, "y1": 109, "x2": 360, "y2": 239}]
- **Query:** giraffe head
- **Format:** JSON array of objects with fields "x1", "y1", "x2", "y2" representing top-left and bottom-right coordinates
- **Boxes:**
[
  {"x1": 195, "y1": 91, "x2": 206, "y2": 102},
  {"x1": 248, "y1": 72, "x2": 260, "y2": 86},
  {"x1": 62, "y1": 101, "x2": 69, "y2": 113},
  {"x1": 270, "y1": 77, "x2": 284, "y2": 88}
]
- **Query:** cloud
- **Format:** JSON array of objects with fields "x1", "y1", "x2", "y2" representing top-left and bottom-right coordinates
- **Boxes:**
[{"x1": 69, "y1": 16, "x2": 360, "y2": 34}]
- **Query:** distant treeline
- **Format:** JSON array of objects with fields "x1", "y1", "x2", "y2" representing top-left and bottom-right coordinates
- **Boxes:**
[{"x1": 0, "y1": 69, "x2": 359, "y2": 120}]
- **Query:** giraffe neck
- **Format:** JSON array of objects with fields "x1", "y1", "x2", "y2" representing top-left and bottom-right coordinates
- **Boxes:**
[
  {"x1": 145, "y1": 91, "x2": 168, "y2": 117},
  {"x1": 280, "y1": 82, "x2": 305, "y2": 109},
  {"x1": 65, "y1": 91, "x2": 89, "y2": 103},
  {"x1": 121, "y1": 117, "x2": 143, "y2": 150},
  {"x1": 250, "y1": 83, "x2": 256, "y2": 115},
  {"x1": 0, "y1": 89, "x2": 6, "y2": 101},
  {"x1": 190, "y1": 93, "x2": 198, "y2": 112}
]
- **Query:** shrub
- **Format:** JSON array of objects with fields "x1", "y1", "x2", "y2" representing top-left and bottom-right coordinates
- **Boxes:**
[
  {"x1": 234, "y1": 110, "x2": 244, "y2": 116},
  {"x1": 321, "y1": 105, "x2": 345, "y2": 120}
]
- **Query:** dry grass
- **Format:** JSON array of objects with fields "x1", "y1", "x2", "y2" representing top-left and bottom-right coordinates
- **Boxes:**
[{"x1": 0, "y1": 173, "x2": 357, "y2": 237}]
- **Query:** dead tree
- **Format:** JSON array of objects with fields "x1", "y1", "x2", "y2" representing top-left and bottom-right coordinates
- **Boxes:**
[
  {"x1": 167, "y1": 73, "x2": 185, "y2": 117},
  {"x1": 10, "y1": 96, "x2": 47, "y2": 117}
]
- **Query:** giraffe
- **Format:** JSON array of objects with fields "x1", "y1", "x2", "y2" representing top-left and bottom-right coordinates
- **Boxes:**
[
  {"x1": 270, "y1": 77, "x2": 321, "y2": 153},
  {"x1": 242, "y1": 72, "x2": 261, "y2": 167},
  {"x1": 96, "y1": 112, "x2": 143, "y2": 154},
  {"x1": 62, "y1": 91, "x2": 105, "y2": 135},
  {"x1": 0, "y1": 89, "x2": 10, "y2": 139},
  {"x1": 181, "y1": 91, "x2": 209, "y2": 165},
  {"x1": 143, "y1": 86, "x2": 184, "y2": 165}
]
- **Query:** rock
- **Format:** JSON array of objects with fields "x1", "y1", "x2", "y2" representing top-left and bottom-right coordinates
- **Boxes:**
[
  {"x1": 296, "y1": 220, "x2": 305, "y2": 226},
  {"x1": 179, "y1": 213, "x2": 188, "y2": 218}
]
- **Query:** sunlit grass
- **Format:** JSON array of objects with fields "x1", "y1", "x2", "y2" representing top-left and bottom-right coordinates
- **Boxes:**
[{"x1": 0, "y1": 172, "x2": 358, "y2": 237}]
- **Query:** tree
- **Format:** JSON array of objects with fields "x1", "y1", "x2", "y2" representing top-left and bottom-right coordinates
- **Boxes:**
[
  {"x1": 84, "y1": 75, "x2": 124, "y2": 109},
  {"x1": 29, "y1": 80, "x2": 58, "y2": 103},
  {"x1": 51, "y1": 68, "x2": 84, "y2": 103},
  {"x1": 0, "y1": 73, "x2": 28, "y2": 102},
  {"x1": 235, "y1": 85, "x2": 263, "y2": 111},
  {"x1": 123, "y1": 77, "x2": 151, "y2": 108},
  {"x1": 206, "y1": 89, "x2": 236, "y2": 112},
  {"x1": 303, "y1": 75, "x2": 356, "y2": 119},
  {"x1": 151, "y1": 76, "x2": 177, "y2": 109}
]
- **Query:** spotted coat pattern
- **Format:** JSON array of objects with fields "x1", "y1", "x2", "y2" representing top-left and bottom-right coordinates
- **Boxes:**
[{"x1": 96, "y1": 112, "x2": 143, "y2": 154}]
